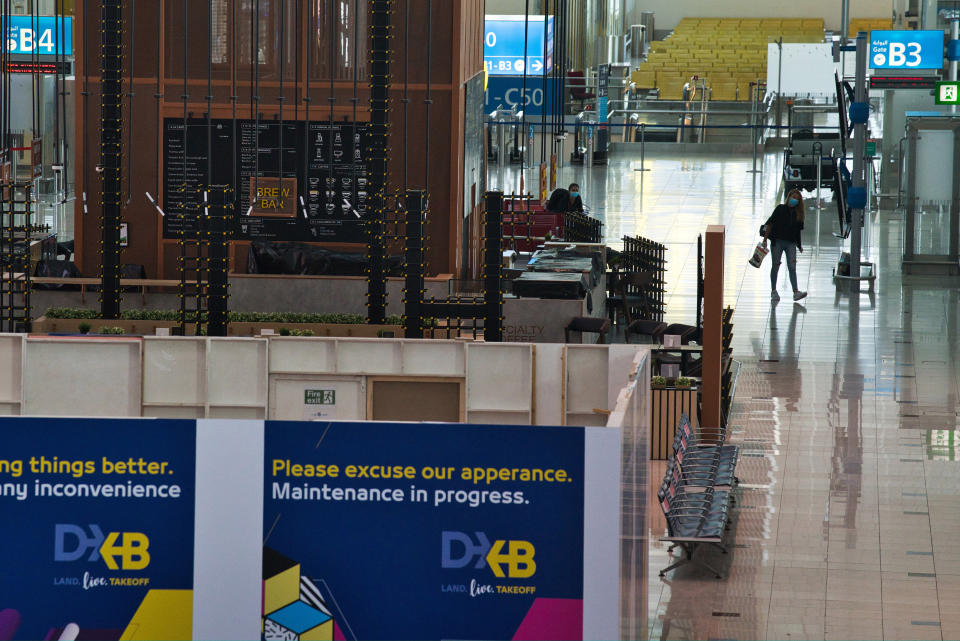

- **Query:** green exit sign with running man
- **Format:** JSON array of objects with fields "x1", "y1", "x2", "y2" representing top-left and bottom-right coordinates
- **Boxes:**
[
  {"x1": 935, "y1": 81, "x2": 960, "y2": 104},
  {"x1": 305, "y1": 389, "x2": 335, "y2": 405}
]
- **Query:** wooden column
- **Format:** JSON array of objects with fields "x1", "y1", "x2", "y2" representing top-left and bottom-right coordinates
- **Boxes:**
[{"x1": 701, "y1": 224, "x2": 725, "y2": 436}]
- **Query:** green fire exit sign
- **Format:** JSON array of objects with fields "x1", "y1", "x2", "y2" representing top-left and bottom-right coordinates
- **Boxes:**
[
  {"x1": 935, "y1": 81, "x2": 960, "y2": 105},
  {"x1": 305, "y1": 389, "x2": 335, "y2": 405}
]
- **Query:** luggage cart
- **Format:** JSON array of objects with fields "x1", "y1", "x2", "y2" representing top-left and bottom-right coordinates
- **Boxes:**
[{"x1": 832, "y1": 252, "x2": 876, "y2": 292}]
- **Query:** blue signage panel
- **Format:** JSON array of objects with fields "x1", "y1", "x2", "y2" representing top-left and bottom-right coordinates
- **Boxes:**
[
  {"x1": 869, "y1": 30, "x2": 944, "y2": 69},
  {"x1": 262, "y1": 420, "x2": 589, "y2": 640},
  {"x1": 485, "y1": 75, "x2": 559, "y2": 117},
  {"x1": 0, "y1": 417, "x2": 196, "y2": 640},
  {"x1": 485, "y1": 15, "x2": 554, "y2": 76},
  {"x1": 5, "y1": 16, "x2": 73, "y2": 56}
]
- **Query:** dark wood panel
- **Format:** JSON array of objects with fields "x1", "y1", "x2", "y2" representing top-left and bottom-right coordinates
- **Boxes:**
[
  {"x1": 371, "y1": 379, "x2": 462, "y2": 422},
  {"x1": 74, "y1": 0, "x2": 483, "y2": 278}
]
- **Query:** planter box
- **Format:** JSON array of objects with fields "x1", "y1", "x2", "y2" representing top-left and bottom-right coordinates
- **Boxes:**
[
  {"x1": 228, "y1": 323, "x2": 402, "y2": 338},
  {"x1": 32, "y1": 316, "x2": 402, "y2": 339},
  {"x1": 32, "y1": 317, "x2": 182, "y2": 335},
  {"x1": 650, "y1": 387, "x2": 699, "y2": 460}
]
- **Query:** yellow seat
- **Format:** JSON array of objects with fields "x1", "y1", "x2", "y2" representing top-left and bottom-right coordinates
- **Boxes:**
[
  {"x1": 631, "y1": 70, "x2": 656, "y2": 88},
  {"x1": 656, "y1": 70, "x2": 679, "y2": 86},
  {"x1": 710, "y1": 83, "x2": 738, "y2": 101},
  {"x1": 659, "y1": 80, "x2": 687, "y2": 101},
  {"x1": 849, "y1": 18, "x2": 890, "y2": 36},
  {"x1": 737, "y1": 78, "x2": 761, "y2": 98}
]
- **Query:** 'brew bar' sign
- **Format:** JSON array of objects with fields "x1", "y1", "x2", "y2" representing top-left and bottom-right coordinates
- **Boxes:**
[{"x1": 250, "y1": 177, "x2": 297, "y2": 217}]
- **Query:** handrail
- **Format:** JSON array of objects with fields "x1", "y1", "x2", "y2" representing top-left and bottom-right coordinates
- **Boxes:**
[
  {"x1": 609, "y1": 108, "x2": 767, "y2": 116},
  {"x1": 789, "y1": 104, "x2": 843, "y2": 112},
  {"x1": 896, "y1": 135, "x2": 907, "y2": 209}
]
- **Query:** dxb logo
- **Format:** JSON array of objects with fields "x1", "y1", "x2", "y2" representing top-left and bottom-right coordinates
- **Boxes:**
[
  {"x1": 441, "y1": 531, "x2": 535, "y2": 578},
  {"x1": 54, "y1": 524, "x2": 150, "y2": 570}
]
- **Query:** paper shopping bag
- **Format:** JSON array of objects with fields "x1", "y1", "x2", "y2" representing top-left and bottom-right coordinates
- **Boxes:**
[{"x1": 748, "y1": 243, "x2": 769, "y2": 268}]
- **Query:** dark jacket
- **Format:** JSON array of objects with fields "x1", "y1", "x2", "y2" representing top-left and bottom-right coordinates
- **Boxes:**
[
  {"x1": 765, "y1": 204, "x2": 804, "y2": 250},
  {"x1": 546, "y1": 188, "x2": 584, "y2": 214}
]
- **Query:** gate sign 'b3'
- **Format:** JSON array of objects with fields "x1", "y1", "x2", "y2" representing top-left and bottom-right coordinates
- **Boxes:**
[{"x1": 869, "y1": 30, "x2": 944, "y2": 69}]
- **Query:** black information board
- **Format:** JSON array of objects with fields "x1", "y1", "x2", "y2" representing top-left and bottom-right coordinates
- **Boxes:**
[{"x1": 162, "y1": 118, "x2": 368, "y2": 242}]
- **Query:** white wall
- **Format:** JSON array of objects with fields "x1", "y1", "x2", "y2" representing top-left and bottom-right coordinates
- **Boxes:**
[
  {"x1": 638, "y1": 0, "x2": 891, "y2": 32},
  {"x1": 0, "y1": 334, "x2": 647, "y2": 428}
]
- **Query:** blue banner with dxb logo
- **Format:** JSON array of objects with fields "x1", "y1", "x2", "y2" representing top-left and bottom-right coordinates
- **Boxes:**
[
  {"x1": 0, "y1": 418, "x2": 196, "y2": 641},
  {"x1": 262, "y1": 420, "x2": 588, "y2": 641}
]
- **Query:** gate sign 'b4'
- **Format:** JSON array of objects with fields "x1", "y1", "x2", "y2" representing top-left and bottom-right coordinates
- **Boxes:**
[{"x1": 869, "y1": 30, "x2": 944, "y2": 69}]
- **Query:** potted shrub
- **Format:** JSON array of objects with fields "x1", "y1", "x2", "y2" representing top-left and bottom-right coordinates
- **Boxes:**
[
  {"x1": 78, "y1": 322, "x2": 92, "y2": 335},
  {"x1": 651, "y1": 375, "x2": 667, "y2": 389},
  {"x1": 33, "y1": 307, "x2": 404, "y2": 337},
  {"x1": 98, "y1": 326, "x2": 126, "y2": 335},
  {"x1": 675, "y1": 377, "x2": 693, "y2": 389}
]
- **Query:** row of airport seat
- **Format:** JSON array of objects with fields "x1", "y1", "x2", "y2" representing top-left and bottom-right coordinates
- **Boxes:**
[
  {"x1": 632, "y1": 17, "x2": 827, "y2": 100},
  {"x1": 657, "y1": 413, "x2": 740, "y2": 579},
  {"x1": 847, "y1": 18, "x2": 893, "y2": 37}
]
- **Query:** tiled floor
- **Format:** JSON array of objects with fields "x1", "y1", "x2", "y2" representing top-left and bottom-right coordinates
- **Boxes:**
[{"x1": 545, "y1": 150, "x2": 960, "y2": 640}]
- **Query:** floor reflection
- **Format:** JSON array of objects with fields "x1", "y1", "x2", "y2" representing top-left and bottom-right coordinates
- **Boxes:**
[{"x1": 565, "y1": 150, "x2": 960, "y2": 641}]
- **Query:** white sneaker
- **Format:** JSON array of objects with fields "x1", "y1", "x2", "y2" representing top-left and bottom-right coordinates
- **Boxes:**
[
  {"x1": 771, "y1": 290, "x2": 780, "y2": 302},
  {"x1": 793, "y1": 291, "x2": 807, "y2": 301}
]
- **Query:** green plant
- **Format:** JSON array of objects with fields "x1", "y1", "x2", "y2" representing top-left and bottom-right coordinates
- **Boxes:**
[
  {"x1": 675, "y1": 377, "x2": 692, "y2": 388},
  {"x1": 289, "y1": 329, "x2": 315, "y2": 337},
  {"x1": 42, "y1": 308, "x2": 403, "y2": 326},
  {"x1": 122, "y1": 309, "x2": 180, "y2": 321},
  {"x1": 651, "y1": 376, "x2": 667, "y2": 387},
  {"x1": 98, "y1": 326, "x2": 126, "y2": 335},
  {"x1": 46, "y1": 307, "x2": 99, "y2": 319},
  {"x1": 78, "y1": 322, "x2": 92, "y2": 334},
  {"x1": 278, "y1": 328, "x2": 291, "y2": 336}
]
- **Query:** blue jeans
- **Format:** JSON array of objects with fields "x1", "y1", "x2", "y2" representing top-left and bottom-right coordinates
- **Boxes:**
[{"x1": 770, "y1": 239, "x2": 798, "y2": 292}]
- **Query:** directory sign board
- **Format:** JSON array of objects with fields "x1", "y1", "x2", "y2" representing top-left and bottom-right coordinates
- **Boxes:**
[
  {"x1": 484, "y1": 15, "x2": 554, "y2": 76},
  {"x1": 869, "y1": 30, "x2": 944, "y2": 69},
  {"x1": 935, "y1": 81, "x2": 960, "y2": 104},
  {"x1": 163, "y1": 118, "x2": 368, "y2": 243},
  {"x1": 5, "y1": 16, "x2": 73, "y2": 56}
]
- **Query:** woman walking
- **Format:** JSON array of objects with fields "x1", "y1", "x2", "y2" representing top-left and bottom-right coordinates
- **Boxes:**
[{"x1": 763, "y1": 189, "x2": 807, "y2": 302}]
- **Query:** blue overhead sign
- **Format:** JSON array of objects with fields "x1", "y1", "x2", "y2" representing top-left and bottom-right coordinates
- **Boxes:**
[
  {"x1": 485, "y1": 75, "x2": 558, "y2": 117},
  {"x1": 5, "y1": 16, "x2": 73, "y2": 56},
  {"x1": 484, "y1": 15, "x2": 554, "y2": 76},
  {"x1": 869, "y1": 30, "x2": 943, "y2": 69}
]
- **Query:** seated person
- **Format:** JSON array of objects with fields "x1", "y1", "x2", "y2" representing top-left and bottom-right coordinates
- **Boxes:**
[{"x1": 544, "y1": 183, "x2": 585, "y2": 214}]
